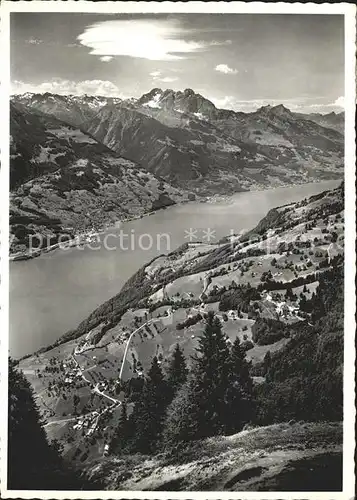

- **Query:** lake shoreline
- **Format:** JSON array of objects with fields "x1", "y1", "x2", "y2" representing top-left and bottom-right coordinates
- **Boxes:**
[
  {"x1": 9, "y1": 208, "x2": 176, "y2": 262},
  {"x1": 9, "y1": 178, "x2": 342, "y2": 262},
  {"x1": 9, "y1": 179, "x2": 341, "y2": 358}
]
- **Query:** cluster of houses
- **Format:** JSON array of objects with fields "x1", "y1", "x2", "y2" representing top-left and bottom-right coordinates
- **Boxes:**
[
  {"x1": 72, "y1": 412, "x2": 100, "y2": 435},
  {"x1": 264, "y1": 292, "x2": 300, "y2": 318},
  {"x1": 63, "y1": 360, "x2": 84, "y2": 386}
]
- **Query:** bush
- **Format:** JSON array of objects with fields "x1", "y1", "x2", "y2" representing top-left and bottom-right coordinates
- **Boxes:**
[
  {"x1": 219, "y1": 285, "x2": 260, "y2": 312},
  {"x1": 251, "y1": 318, "x2": 288, "y2": 345},
  {"x1": 176, "y1": 313, "x2": 202, "y2": 330},
  {"x1": 241, "y1": 340, "x2": 254, "y2": 351}
]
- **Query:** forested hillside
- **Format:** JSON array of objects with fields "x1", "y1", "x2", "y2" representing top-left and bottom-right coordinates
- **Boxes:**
[
  {"x1": 7, "y1": 359, "x2": 99, "y2": 490},
  {"x1": 15, "y1": 183, "x2": 344, "y2": 490}
]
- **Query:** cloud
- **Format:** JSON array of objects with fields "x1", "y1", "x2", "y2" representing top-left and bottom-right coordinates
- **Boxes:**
[
  {"x1": 26, "y1": 37, "x2": 42, "y2": 45},
  {"x1": 294, "y1": 96, "x2": 345, "y2": 113},
  {"x1": 215, "y1": 64, "x2": 238, "y2": 75},
  {"x1": 11, "y1": 79, "x2": 124, "y2": 98},
  {"x1": 334, "y1": 96, "x2": 344, "y2": 108},
  {"x1": 78, "y1": 19, "x2": 215, "y2": 61},
  {"x1": 100, "y1": 56, "x2": 113, "y2": 62},
  {"x1": 212, "y1": 96, "x2": 302, "y2": 111},
  {"x1": 212, "y1": 96, "x2": 263, "y2": 111},
  {"x1": 150, "y1": 71, "x2": 178, "y2": 83},
  {"x1": 159, "y1": 77, "x2": 178, "y2": 83},
  {"x1": 211, "y1": 39, "x2": 232, "y2": 46}
]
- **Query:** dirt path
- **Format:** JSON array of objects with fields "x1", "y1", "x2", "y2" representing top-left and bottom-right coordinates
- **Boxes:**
[{"x1": 118, "y1": 313, "x2": 172, "y2": 380}]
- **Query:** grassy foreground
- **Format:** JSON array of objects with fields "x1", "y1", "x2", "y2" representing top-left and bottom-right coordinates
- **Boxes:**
[{"x1": 85, "y1": 421, "x2": 342, "y2": 491}]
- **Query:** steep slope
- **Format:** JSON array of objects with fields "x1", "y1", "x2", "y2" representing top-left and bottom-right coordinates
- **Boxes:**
[
  {"x1": 18, "y1": 184, "x2": 344, "y2": 467},
  {"x1": 10, "y1": 103, "x2": 186, "y2": 258},
  {"x1": 134, "y1": 90, "x2": 343, "y2": 173},
  {"x1": 12, "y1": 90, "x2": 344, "y2": 195},
  {"x1": 85, "y1": 422, "x2": 342, "y2": 491},
  {"x1": 8, "y1": 359, "x2": 97, "y2": 490},
  {"x1": 137, "y1": 87, "x2": 219, "y2": 120},
  {"x1": 83, "y1": 102, "x2": 270, "y2": 192}
]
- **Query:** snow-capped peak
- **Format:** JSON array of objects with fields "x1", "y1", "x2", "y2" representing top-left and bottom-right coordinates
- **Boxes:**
[{"x1": 143, "y1": 90, "x2": 162, "y2": 109}]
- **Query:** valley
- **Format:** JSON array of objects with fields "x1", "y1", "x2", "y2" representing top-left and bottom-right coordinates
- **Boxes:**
[
  {"x1": 9, "y1": 88, "x2": 345, "y2": 492},
  {"x1": 18, "y1": 182, "x2": 344, "y2": 479},
  {"x1": 10, "y1": 180, "x2": 338, "y2": 358},
  {"x1": 5, "y1": 9, "x2": 350, "y2": 494}
]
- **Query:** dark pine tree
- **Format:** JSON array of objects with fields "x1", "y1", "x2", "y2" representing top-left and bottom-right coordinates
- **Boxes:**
[
  {"x1": 263, "y1": 350, "x2": 272, "y2": 376},
  {"x1": 8, "y1": 358, "x2": 97, "y2": 490},
  {"x1": 129, "y1": 356, "x2": 168, "y2": 454},
  {"x1": 225, "y1": 337, "x2": 254, "y2": 433},
  {"x1": 166, "y1": 343, "x2": 188, "y2": 399},
  {"x1": 109, "y1": 399, "x2": 129, "y2": 455},
  {"x1": 162, "y1": 312, "x2": 231, "y2": 447}
]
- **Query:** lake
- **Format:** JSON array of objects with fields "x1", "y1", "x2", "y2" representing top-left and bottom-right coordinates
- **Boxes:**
[{"x1": 9, "y1": 180, "x2": 339, "y2": 358}]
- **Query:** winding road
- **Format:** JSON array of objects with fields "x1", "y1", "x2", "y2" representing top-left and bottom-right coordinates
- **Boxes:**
[
  {"x1": 118, "y1": 312, "x2": 172, "y2": 380},
  {"x1": 71, "y1": 310, "x2": 173, "y2": 405}
]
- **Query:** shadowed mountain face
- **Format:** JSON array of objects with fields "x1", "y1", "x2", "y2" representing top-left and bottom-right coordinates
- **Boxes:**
[
  {"x1": 12, "y1": 89, "x2": 344, "y2": 195},
  {"x1": 10, "y1": 102, "x2": 186, "y2": 256}
]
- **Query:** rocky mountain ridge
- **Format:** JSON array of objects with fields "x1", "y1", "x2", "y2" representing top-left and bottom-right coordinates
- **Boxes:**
[
  {"x1": 296, "y1": 110, "x2": 344, "y2": 134},
  {"x1": 12, "y1": 89, "x2": 344, "y2": 195}
]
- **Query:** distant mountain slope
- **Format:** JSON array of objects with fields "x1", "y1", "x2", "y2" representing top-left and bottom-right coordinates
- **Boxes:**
[
  {"x1": 12, "y1": 90, "x2": 344, "y2": 195},
  {"x1": 132, "y1": 89, "x2": 343, "y2": 172},
  {"x1": 10, "y1": 103, "x2": 186, "y2": 257},
  {"x1": 296, "y1": 111, "x2": 344, "y2": 134},
  {"x1": 83, "y1": 102, "x2": 271, "y2": 192},
  {"x1": 13, "y1": 92, "x2": 122, "y2": 128}
]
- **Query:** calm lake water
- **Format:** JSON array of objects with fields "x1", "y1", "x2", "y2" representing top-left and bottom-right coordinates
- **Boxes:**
[{"x1": 9, "y1": 180, "x2": 339, "y2": 358}]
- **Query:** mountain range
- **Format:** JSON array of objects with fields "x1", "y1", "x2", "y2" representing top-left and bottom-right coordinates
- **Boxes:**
[
  {"x1": 13, "y1": 89, "x2": 344, "y2": 194},
  {"x1": 10, "y1": 89, "x2": 344, "y2": 257},
  {"x1": 9, "y1": 102, "x2": 186, "y2": 257}
]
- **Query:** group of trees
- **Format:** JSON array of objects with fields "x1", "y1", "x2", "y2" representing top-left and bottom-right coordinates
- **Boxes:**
[
  {"x1": 255, "y1": 263, "x2": 344, "y2": 424},
  {"x1": 110, "y1": 260, "x2": 344, "y2": 458},
  {"x1": 176, "y1": 312, "x2": 202, "y2": 330},
  {"x1": 218, "y1": 284, "x2": 261, "y2": 313},
  {"x1": 7, "y1": 359, "x2": 99, "y2": 490},
  {"x1": 110, "y1": 312, "x2": 254, "y2": 455},
  {"x1": 256, "y1": 271, "x2": 319, "y2": 293},
  {"x1": 251, "y1": 317, "x2": 288, "y2": 345}
]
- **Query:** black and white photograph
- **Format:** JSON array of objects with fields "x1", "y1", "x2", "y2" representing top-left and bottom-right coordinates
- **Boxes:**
[{"x1": 0, "y1": 1, "x2": 355, "y2": 498}]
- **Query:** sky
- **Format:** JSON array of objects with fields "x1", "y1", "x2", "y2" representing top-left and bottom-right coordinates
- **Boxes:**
[{"x1": 10, "y1": 13, "x2": 345, "y2": 113}]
